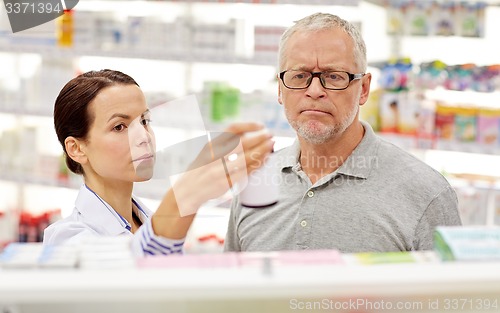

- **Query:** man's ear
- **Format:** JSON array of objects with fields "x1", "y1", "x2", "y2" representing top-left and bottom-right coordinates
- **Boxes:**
[
  {"x1": 277, "y1": 84, "x2": 283, "y2": 105},
  {"x1": 359, "y1": 73, "x2": 372, "y2": 106},
  {"x1": 64, "y1": 136, "x2": 88, "y2": 165}
]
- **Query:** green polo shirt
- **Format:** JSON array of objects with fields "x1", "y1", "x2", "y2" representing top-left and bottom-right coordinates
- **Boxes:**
[{"x1": 224, "y1": 121, "x2": 461, "y2": 253}]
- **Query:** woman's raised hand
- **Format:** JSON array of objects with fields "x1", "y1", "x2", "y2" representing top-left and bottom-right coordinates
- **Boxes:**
[{"x1": 171, "y1": 122, "x2": 274, "y2": 216}]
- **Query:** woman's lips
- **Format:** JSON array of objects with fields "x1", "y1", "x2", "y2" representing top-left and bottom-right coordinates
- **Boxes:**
[{"x1": 133, "y1": 154, "x2": 154, "y2": 162}]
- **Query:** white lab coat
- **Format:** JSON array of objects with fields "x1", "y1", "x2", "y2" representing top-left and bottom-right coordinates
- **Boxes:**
[{"x1": 43, "y1": 184, "x2": 185, "y2": 257}]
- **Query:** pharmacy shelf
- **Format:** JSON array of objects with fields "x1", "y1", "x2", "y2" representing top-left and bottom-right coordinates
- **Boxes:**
[
  {"x1": 0, "y1": 107, "x2": 53, "y2": 118},
  {"x1": 378, "y1": 133, "x2": 500, "y2": 156},
  {"x1": 148, "y1": 0, "x2": 360, "y2": 4},
  {"x1": 365, "y1": 0, "x2": 500, "y2": 7},
  {"x1": 0, "y1": 42, "x2": 279, "y2": 66},
  {"x1": 2, "y1": 104, "x2": 498, "y2": 156},
  {"x1": 0, "y1": 173, "x2": 75, "y2": 190},
  {"x1": 0, "y1": 259, "x2": 499, "y2": 313},
  {"x1": 0, "y1": 172, "x2": 164, "y2": 201},
  {"x1": 85, "y1": 0, "x2": 360, "y2": 5}
]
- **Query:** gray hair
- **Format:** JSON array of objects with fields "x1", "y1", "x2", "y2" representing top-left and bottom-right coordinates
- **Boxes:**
[{"x1": 278, "y1": 13, "x2": 367, "y2": 72}]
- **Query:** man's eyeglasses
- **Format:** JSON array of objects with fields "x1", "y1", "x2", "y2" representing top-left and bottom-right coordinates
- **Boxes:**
[{"x1": 279, "y1": 70, "x2": 365, "y2": 90}]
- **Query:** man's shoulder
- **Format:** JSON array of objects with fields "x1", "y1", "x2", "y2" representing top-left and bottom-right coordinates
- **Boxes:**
[{"x1": 376, "y1": 136, "x2": 451, "y2": 185}]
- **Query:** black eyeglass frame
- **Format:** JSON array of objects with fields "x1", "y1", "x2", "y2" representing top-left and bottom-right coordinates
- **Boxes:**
[{"x1": 279, "y1": 70, "x2": 366, "y2": 90}]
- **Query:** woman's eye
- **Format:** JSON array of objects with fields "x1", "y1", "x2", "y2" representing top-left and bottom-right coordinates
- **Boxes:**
[
  {"x1": 113, "y1": 124, "x2": 126, "y2": 132},
  {"x1": 141, "y1": 118, "x2": 152, "y2": 126}
]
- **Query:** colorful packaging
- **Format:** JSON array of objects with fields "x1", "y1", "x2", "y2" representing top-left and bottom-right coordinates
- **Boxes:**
[
  {"x1": 397, "y1": 91, "x2": 420, "y2": 135},
  {"x1": 379, "y1": 91, "x2": 400, "y2": 133},
  {"x1": 455, "y1": 186, "x2": 489, "y2": 226},
  {"x1": 354, "y1": 251, "x2": 417, "y2": 265},
  {"x1": 434, "y1": 226, "x2": 500, "y2": 261},
  {"x1": 407, "y1": 1, "x2": 431, "y2": 36},
  {"x1": 415, "y1": 99, "x2": 436, "y2": 149},
  {"x1": 445, "y1": 64, "x2": 474, "y2": 91},
  {"x1": 416, "y1": 60, "x2": 448, "y2": 90},
  {"x1": 494, "y1": 190, "x2": 500, "y2": 226},
  {"x1": 386, "y1": 1, "x2": 405, "y2": 35},
  {"x1": 454, "y1": 106, "x2": 477, "y2": 142},
  {"x1": 476, "y1": 2, "x2": 487, "y2": 38},
  {"x1": 56, "y1": 9, "x2": 74, "y2": 47},
  {"x1": 416, "y1": 99, "x2": 436, "y2": 137},
  {"x1": 432, "y1": 1, "x2": 457, "y2": 36},
  {"x1": 360, "y1": 88, "x2": 381, "y2": 132},
  {"x1": 459, "y1": 2, "x2": 482, "y2": 37},
  {"x1": 209, "y1": 83, "x2": 240, "y2": 123},
  {"x1": 477, "y1": 108, "x2": 500, "y2": 145},
  {"x1": 434, "y1": 104, "x2": 456, "y2": 140}
]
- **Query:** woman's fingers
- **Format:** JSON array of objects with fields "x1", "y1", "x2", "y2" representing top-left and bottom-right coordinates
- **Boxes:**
[
  {"x1": 225, "y1": 135, "x2": 274, "y2": 176},
  {"x1": 241, "y1": 130, "x2": 272, "y2": 150},
  {"x1": 224, "y1": 122, "x2": 265, "y2": 135},
  {"x1": 218, "y1": 122, "x2": 274, "y2": 175},
  {"x1": 170, "y1": 122, "x2": 275, "y2": 214}
]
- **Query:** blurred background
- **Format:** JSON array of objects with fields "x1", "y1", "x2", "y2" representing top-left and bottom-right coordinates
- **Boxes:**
[{"x1": 0, "y1": 0, "x2": 499, "y2": 253}]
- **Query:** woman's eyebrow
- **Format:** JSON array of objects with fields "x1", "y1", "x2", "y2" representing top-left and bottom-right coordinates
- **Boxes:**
[
  {"x1": 107, "y1": 113, "x2": 130, "y2": 122},
  {"x1": 107, "y1": 109, "x2": 150, "y2": 122}
]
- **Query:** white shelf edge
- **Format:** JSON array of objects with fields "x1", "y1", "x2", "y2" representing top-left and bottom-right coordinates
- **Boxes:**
[{"x1": 0, "y1": 43, "x2": 278, "y2": 66}]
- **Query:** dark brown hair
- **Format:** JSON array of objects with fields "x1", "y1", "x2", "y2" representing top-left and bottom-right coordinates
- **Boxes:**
[{"x1": 53, "y1": 69, "x2": 139, "y2": 174}]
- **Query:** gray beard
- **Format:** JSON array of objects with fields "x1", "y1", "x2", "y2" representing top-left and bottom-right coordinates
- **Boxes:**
[{"x1": 287, "y1": 105, "x2": 359, "y2": 145}]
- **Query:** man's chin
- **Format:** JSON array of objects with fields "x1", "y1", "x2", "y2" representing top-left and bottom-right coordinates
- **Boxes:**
[{"x1": 296, "y1": 123, "x2": 335, "y2": 144}]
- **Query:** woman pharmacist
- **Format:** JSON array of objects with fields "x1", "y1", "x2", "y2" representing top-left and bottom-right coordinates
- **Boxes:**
[{"x1": 43, "y1": 69, "x2": 274, "y2": 256}]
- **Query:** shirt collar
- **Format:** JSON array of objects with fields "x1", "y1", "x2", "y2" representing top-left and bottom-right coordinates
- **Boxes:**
[
  {"x1": 132, "y1": 197, "x2": 151, "y2": 225},
  {"x1": 336, "y1": 120, "x2": 380, "y2": 179},
  {"x1": 74, "y1": 184, "x2": 152, "y2": 236},
  {"x1": 276, "y1": 120, "x2": 380, "y2": 179}
]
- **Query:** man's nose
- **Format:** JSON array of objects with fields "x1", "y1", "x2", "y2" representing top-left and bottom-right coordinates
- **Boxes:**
[{"x1": 306, "y1": 76, "x2": 327, "y2": 98}]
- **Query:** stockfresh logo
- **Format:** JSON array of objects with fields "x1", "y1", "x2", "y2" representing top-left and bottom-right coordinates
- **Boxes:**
[{"x1": 3, "y1": 0, "x2": 78, "y2": 33}]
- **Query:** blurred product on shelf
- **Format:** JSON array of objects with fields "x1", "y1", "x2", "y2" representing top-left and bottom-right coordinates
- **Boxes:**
[
  {"x1": 363, "y1": 58, "x2": 500, "y2": 154},
  {"x1": 378, "y1": 90, "x2": 420, "y2": 134},
  {"x1": 477, "y1": 108, "x2": 500, "y2": 145},
  {"x1": 416, "y1": 60, "x2": 448, "y2": 90},
  {"x1": 496, "y1": 191, "x2": 500, "y2": 225},
  {"x1": 349, "y1": 250, "x2": 439, "y2": 265},
  {"x1": 4, "y1": 226, "x2": 500, "y2": 270},
  {"x1": 0, "y1": 211, "x2": 14, "y2": 249},
  {"x1": 378, "y1": 58, "x2": 412, "y2": 92},
  {"x1": 17, "y1": 210, "x2": 61, "y2": 243},
  {"x1": 2, "y1": 242, "x2": 449, "y2": 270},
  {"x1": 407, "y1": 1, "x2": 431, "y2": 36},
  {"x1": 207, "y1": 82, "x2": 241, "y2": 123},
  {"x1": 200, "y1": 81, "x2": 293, "y2": 135},
  {"x1": 440, "y1": 63, "x2": 500, "y2": 93},
  {"x1": 444, "y1": 63, "x2": 475, "y2": 91},
  {"x1": 434, "y1": 103, "x2": 456, "y2": 140},
  {"x1": 456, "y1": 185, "x2": 490, "y2": 225},
  {"x1": 379, "y1": 59, "x2": 500, "y2": 94},
  {"x1": 454, "y1": 106, "x2": 477, "y2": 142},
  {"x1": 253, "y1": 25, "x2": 287, "y2": 62},
  {"x1": 434, "y1": 226, "x2": 500, "y2": 261},
  {"x1": 187, "y1": 233, "x2": 225, "y2": 254},
  {"x1": 56, "y1": 9, "x2": 74, "y2": 48},
  {"x1": 386, "y1": 0, "x2": 486, "y2": 38}
]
